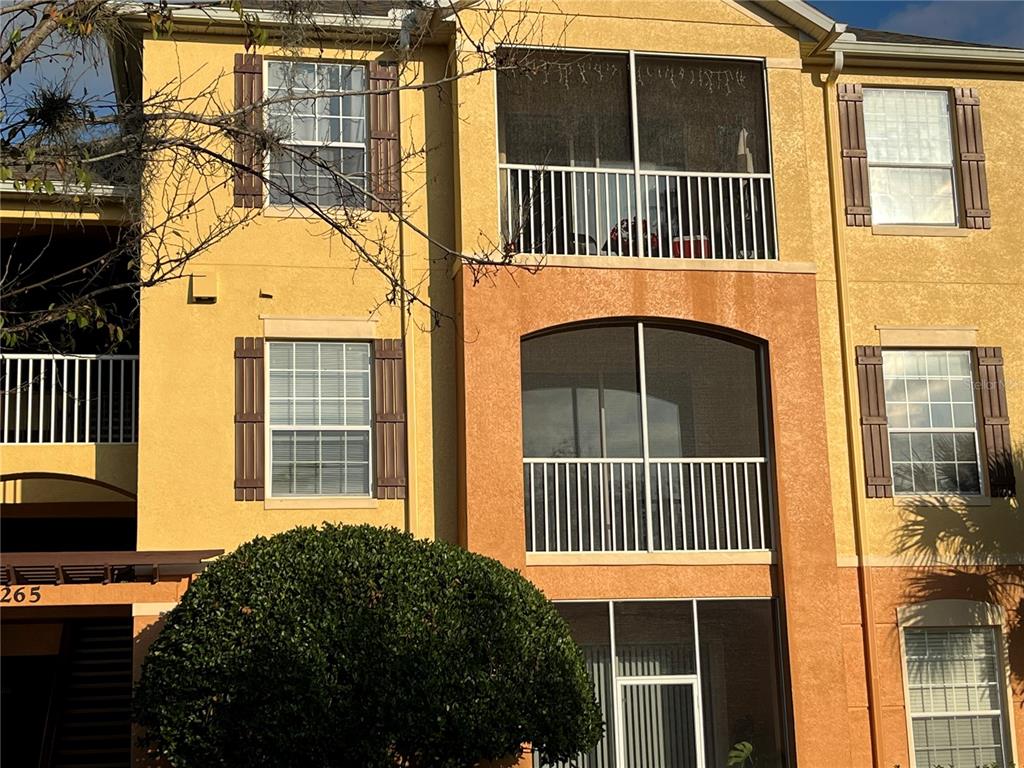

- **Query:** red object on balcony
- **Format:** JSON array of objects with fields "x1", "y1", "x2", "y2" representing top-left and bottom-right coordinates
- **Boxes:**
[
  {"x1": 608, "y1": 218, "x2": 658, "y2": 257},
  {"x1": 672, "y1": 236, "x2": 711, "y2": 258}
]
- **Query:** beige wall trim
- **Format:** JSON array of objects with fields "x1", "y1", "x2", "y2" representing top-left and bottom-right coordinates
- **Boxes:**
[
  {"x1": 838, "y1": 553, "x2": 1024, "y2": 567},
  {"x1": 765, "y1": 58, "x2": 803, "y2": 70},
  {"x1": 871, "y1": 224, "x2": 969, "y2": 238},
  {"x1": 897, "y1": 599, "x2": 1005, "y2": 628},
  {"x1": 264, "y1": 496, "x2": 378, "y2": 511},
  {"x1": 893, "y1": 492, "x2": 991, "y2": 508},
  {"x1": 261, "y1": 316, "x2": 378, "y2": 339},
  {"x1": 526, "y1": 551, "x2": 776, "y2": 567},
  {"x1": 487, "y1": 255, "x2": 817, "y2": 275},
  {"x1": 875, "y1": 326, "x2": 978, "y2": 349},
  {"x1": 132, "y1": 601, "x2": 179, "y2": 617}
]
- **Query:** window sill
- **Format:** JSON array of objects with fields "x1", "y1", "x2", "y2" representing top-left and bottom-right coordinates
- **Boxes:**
[
  {"x1": 264, "y1": 496, "x2": 378, "y2": 511},
  {"x1": 525, "y1": 551, "x2": 776, "y2": 566},
  {"x1": 871, "y1": 225, "x2": 968, "y2": 237},
  {"x1": 893, "y1": 494, "x2": 991, "y2": 508},
  {"x1": 469, "y1": 254, "x2": 815, "y2": 275},
  {"x1": 261, "y1": 205, "x2": 377, "y2": 220}
]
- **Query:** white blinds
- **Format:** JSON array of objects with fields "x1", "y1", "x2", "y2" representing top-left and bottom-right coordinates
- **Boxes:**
[
  {"x1": 863, "y1": 88, "x2": 957, "y2": 225},
  {"x1": 268, "y1": 341, "x2": 372, "y2": 496},
  {"x1": 905, "y1": 627, "x2": 1008, "y2": 768}
]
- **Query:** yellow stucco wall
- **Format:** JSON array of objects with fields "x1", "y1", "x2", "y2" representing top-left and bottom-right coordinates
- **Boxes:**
[
  {"x1": 134, "y1": 35, "x2": 458, "y2": 553},
  {"x1": 817, "y1": 70, "x2": 1024, "y2": 562},
  {"x1": 119, "y1": 0, "x2": 1020, "y2": 565},
  {"x1": 0, "y1": 445, "x2": 138, "y2": 501}
]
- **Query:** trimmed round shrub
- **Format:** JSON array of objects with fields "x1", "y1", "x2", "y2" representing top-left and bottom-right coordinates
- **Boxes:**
[{"x1": 134, "y1": 524, "x2": 602, "y2": 767}]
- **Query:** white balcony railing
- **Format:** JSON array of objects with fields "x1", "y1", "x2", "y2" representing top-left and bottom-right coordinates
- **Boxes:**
[
  {"x1": 524, "y1": 457, "x2": 771, "y2": 553},
  {"x1": 1, "y1": 354, "x2": 139, "y2": 444},
  {"x1": 500, "y1": 164, "x2": 777, "y2": 260}
]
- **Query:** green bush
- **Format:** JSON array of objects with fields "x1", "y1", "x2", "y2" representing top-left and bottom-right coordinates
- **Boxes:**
[{"x1": 134, "y1": 524, "x2": 602, "y2": 767}]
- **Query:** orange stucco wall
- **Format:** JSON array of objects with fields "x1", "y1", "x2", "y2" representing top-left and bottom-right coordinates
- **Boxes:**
[
  {"x1": 456, "y1": 262, "x2": 853, "y2": 763},
  {"x1": 836, "y1": 565, "x2": 1024, "y2": 767}
]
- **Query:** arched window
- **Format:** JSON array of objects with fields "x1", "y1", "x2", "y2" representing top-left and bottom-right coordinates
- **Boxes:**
[{"x1": 521, "y1": 322, "x2": 770, "y2": 553}]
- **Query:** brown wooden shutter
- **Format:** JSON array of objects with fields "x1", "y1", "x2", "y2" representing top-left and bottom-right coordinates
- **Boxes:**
[
  {"x1": 374, "y1": 339, "x2": 407, "y2": 499},
  {"x1": 234, "y1": 337, "x2": 265, "y2": 501},
  {"x1": 368, "y1": 61, "x2": 401, "y2": 212},
  {"x1": 954, "y1": 88, "x2": 991, "y2": 229},
  {"x1": 976, "y1": 347, "x2": 1014, "y2": 497},
  {"x1": 856, "y1": 345, "x2": 892, "y2": 498},
  {"x1": 838, "y1": 84, "x2": 871, "y2": 227},
  {"x1": 233, "y1": 53, "x2": 264, "y2": 208}
]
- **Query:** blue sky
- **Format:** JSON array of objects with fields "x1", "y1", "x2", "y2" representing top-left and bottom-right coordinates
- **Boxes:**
[{"x1": 811, "y1": 1, "x2": 1024, "y2": 47}]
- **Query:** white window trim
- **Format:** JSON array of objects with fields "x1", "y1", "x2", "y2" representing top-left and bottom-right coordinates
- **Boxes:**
[
  {"x1": 544, "y1": 597, "x2": 786, "y2": 768},
  {"x1": 264, "y1": 339, "x2": 374, "y2": 500},
  {"x1": 863, "y1": 87, "x2": 960, "y2": 228},
  {"x1": 263, "y1": 58, "x2": 370, "y2": 210},
  {"x1": 882, "y1": 348, "x2": 985, "y2": 497},
  {"x1": 493, "y1": 48, "x2": 781, "y2": 260},
  {"x1": 898, "y1": 600, "x2": 1017, "y2": 768}
]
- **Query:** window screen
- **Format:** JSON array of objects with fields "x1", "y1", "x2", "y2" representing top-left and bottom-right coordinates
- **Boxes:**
[
  {"x1": 635, "y1": 56, "x2": 768, "y2": 174},
  {"x1": 905, "y1": 627, "x2": 1009, "y2": 768},
  {"x1": 882, "y1": 350, "x2": 982, "y2": 495},
  {"x1": 268, "y1": 341, "x2": 372, "y2": 496},
  {"x1": 863, "y1": 89, "x2": 957, "y2": 225},
  {"x1": 497, "y1": 53, "x2": 633, "y2": 169},
  {"x1": 266, "y1": 61, "x2": 368, "y2": 207}
]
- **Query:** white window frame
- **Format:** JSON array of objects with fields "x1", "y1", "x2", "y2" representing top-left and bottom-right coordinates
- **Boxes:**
[
  {"x1": 493, "y1": 47, "x2": 781, "y2": 260},
  {"x1": 264, "y1": 339, "x2": 373, "y2": 499},
  {"x1": 863, "y1": 87, "x2": 960, "y2": 227},
  {"x1": 882, "y1": 348, "x2": 984, "y2": 497},
  {"x1": 263, "y1": 58, "x2": 370, "y2": 209},
  {"x1": 899, "y1": 602, "x2": 1016, "y2": 768},
  {"x1": 542, "y1": 597, "x2": 788, "y2": 768}
]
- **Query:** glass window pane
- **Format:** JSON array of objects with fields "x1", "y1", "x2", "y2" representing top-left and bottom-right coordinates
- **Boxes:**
[
  {"x1": 643, "y1": 327, "x2": 762, "y2": 458},
  {"x1": 868, "y1": 166, "x2": 956, "y2": 225},
  {"x1": 497, "y1": 52, "x2": 633, "y2": 169},
  {"x1": 864, "y1": 88, "x2": 953, "y2": 165},
  {"x1": 267, "y1": 342, "x2": 372, "y2": 497},
  {"x1": 906, "y1": 626, "x2": 1007, "y2": 768},
  {"x1": 522, "y1": 326, "x2": 641, "y2": 458},
  {"x1": 620, "y1": 684, "x2": 698, "y2": 768},
  {"x1": 635, "y1": 56, "x2": 769, "y2": 173},
  {"x1": 614, "y1": 601, "x2": 694, "y2": 676},
  {"x1": 547, "y1": 603, "x2": 614, "y2": 768},
  {"x1": 699, "y1": 601, "x2": 786, "y2": 768},
  {"x1": 882, "y1": 349, "x2": 982, "y2": 496},
  {"x1": 891, "y1": 433, "x2": 911, "y2": 462}
]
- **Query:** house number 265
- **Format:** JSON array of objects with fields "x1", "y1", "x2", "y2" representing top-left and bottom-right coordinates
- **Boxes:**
[{"x1": 0, "y1": 586, "x2": 42, "y2": 603}]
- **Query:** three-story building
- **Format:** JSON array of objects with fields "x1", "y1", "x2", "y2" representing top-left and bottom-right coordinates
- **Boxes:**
[{"x1": 2, "y1": 2, "x2": 1021, "y2": 766}]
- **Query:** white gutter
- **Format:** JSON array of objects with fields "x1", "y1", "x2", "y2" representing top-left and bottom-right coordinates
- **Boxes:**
[
  {"x1": 0, "y1": 180, "x2": 132, "y2": 200},
  {"x1": 116, "y1": 3, "x2": 429, "y2": 37},
  {"x1": 832, "y1": 38, "x2": 1024, "y2": 65}
]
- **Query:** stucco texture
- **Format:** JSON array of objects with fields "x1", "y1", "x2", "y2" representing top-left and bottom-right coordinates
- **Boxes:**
[{"x1": 456, "y1": 263, "x2": 852, "y2": 763}]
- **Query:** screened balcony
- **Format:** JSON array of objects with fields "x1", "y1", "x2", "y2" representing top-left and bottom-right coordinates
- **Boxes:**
[
  {"x1": 521, "y1": 323, "x2": 773, "y2": 554},
  {"x1": 498, "y1": 52, "x2": 777, "y2": 260}
]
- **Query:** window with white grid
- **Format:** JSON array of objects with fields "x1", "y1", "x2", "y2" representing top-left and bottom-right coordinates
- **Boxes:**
[
  {"x1": 268, "y1": 341, "x2": 372, "y2": 496},
  {"x1": 882, "y1": 350, "x2": 982, "y2": 495},
  {"x1": 266, "y1": 60, "x2": 368, "y2": 207},
  {"x1": 864, "y1": 88, "x2": 957, "y2": 226},
  {"x1": 905, "y1": 627, "x2": 1009, "y2": 768}
]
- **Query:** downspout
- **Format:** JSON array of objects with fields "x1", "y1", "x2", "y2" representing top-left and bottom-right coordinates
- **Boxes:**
[{"x1": 818, "y1": 33, "x2": 885, "y2": 768}]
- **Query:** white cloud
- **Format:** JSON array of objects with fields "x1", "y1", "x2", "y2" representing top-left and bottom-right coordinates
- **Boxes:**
[{"x1": 879, "y1": 0, "x2": 1024, "y2": 48}]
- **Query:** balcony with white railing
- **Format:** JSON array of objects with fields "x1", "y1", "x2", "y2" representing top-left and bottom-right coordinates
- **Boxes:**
[
  {"x1": 1, "y1": 354, "x2": 139, "y2": 444},
  {"x1": 497, "y1": 51, "x2": 777, "y2": 261},
  {"x1": 521, "y1": 322, "x2": 773, "y2": 556},
  {"x1": 500, "y1": 166, "x2": 776, "y2": 260},
  {"x1": 524, "y1": 457, "x2": 771, "y2": 553}
]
